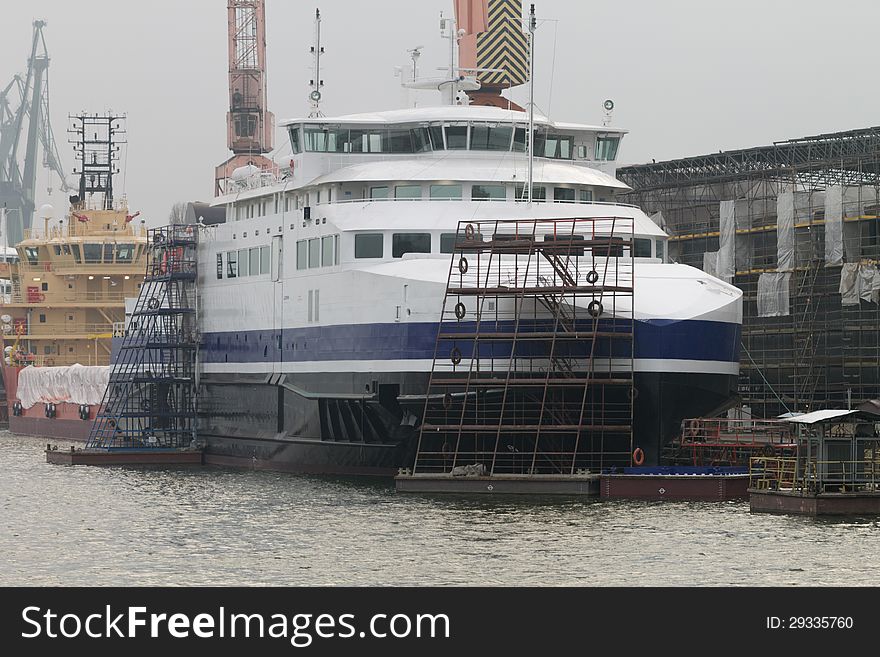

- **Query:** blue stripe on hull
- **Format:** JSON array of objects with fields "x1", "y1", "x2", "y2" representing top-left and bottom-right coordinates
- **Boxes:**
[{"x1": 197, "y1": 319, "x2": 741, "y2": 364}]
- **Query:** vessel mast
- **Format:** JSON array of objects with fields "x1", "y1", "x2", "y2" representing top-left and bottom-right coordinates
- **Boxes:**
[
  {"x1": 308, "y1": 9, "x2": 325, "y2": 117},
  {"x1": 526, "y1": 4, "x2": 535, "y2": 206}
]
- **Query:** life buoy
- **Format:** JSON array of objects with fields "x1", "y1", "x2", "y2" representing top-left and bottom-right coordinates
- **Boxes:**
[
  {"x1": 632, "y1": 447, "x2": 645, "y2": 466},
  {"x1": 586, "y1": 270, "x2": 599, "y2": 284},
  {"x1": 684, "y1": 419, "x2": 699, "y2": 439},
  {"x1": 450, "y1": 346, "x2": 462, "y2": 365},
  {"x1": 454, "y1": 302, "x2": 466, "y2": 320},
  {"x1": 587, "y1": 300, "x2": 603, "y2": 318},
  {"x1": 458, "y1": 257, "x2": 469, "y2": 275},
  {"x1": 464, "y1": 223, "x2": 475, "y2": 240}
]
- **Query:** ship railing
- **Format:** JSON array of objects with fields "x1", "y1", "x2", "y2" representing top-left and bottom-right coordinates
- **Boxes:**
[
  {"x1": 10, "y1": 291, "x2": 129, "y2": 304},
  {"x1": 679, "y1": 417, "x2": 795, "y2": 448},
  {"x1": 11, "y1": 322, "x2": 113, "y2": 336},
  {"x1": 323, "y1": 197, "x2": 643, "y2": 210},
  {"x1": 23, "y1": 223, "x2": 147, "y2": 241},
  {"x1": 749, "y1": 456, "x2": 880, "y2": 493}
]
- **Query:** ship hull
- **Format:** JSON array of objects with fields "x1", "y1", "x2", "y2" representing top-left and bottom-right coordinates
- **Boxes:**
[{"x1": 198, "y1": 369, "x2": 736, "y2": 473}]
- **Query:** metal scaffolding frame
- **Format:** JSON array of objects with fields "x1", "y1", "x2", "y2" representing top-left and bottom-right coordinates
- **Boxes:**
[
  {"x1": 618, "y1": 126, "x2": 880, "y2": 420},
  {"x1": 409, "y1": 216, "x2": 635, "y2": 477},
  {"x1": 86, "y1": 224, "x2": 199, "y2": 449}
]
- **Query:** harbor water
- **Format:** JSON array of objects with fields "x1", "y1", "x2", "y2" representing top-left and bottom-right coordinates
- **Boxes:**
[{"x1": 2, "y1": 431, "x2": 879, "y2": 586}]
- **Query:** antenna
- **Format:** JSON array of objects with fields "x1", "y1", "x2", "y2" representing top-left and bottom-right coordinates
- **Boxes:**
[
  {"x1": 526, "y1": 4, "x2": 536, "y2": 206},
  {"x1": 407, "y1": 46, "x2": 424, "y2": 83},
  {"x1": 603, "y1": 99, "x2": 615, "y2": 127},
  {"x1": 308, "y1": 8, "x2": 325, "y2": 117}
]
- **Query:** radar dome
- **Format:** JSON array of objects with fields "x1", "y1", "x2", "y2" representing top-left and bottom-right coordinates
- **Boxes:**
[{"x1": 38, "y1": 204, "x2": 54, "y2": 219}]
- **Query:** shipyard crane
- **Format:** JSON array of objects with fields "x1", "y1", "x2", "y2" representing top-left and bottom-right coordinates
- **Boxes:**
[
  {"x1": 215, "y1": 0, "x2": 276, "y2": 196},
  {"x1": 0, "y1": 20, "x2": 71, "y2": 245}
]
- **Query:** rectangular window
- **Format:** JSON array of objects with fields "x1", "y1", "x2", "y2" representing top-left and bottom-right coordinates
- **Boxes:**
[
  {"x1": 316, "y1": 190, "x2": 322, "y2": 204},
  {"x1": 249, "y1": 247, "x2": 260, "y2": 275},
  {"x1": 322, "y1": 236, "x2": 335, "y2": 266},
  {"x1": 355, "y1": 234, "x2": 384, "y2": 259},
  {"x1": 308, "y1": 238, "x2": 321, "y2": 268},
  {"x1": 387, "y1": 129, "x2": 415, "y2": 153},
  {"x1": 471, "y1": 184, "x2": 506, "y2": 201},
  {"x1": 514, "y1": 185, "x2": 547, "y2": 202},
  {"x1": 428, "y1": 126, "x2": 445, "y2": 150},
  {"x1": 227, "y1": 250, "x2": 238, "y2": 278},
  {"x1": 580, "y1": 189, "x2": 593, "y2": 203},
  {"x1": 71, "y1": 245, "x2": 81, "y2": 264},
  {"x1": 260, "y1": 245, "x2": 270, "y2": 274},
  {"x1": 370, "y1": 186, "x2": 389, "y2": 200},
  {"x1": 53, "y1": 245, "x2": 61, "y2": 256},
  {"x1": 440, "y1": 233, "x2": 458, "y2": 254},
  {"x1": 39, "y1": 314, "x2": 46, "y2": 323},
  {"x1": 314, "y1": 289, "x2": 319, "y2": 322},
  {"x1": 445, "y1": 125, "x2": 468, "y2": 150},
  {"x1": 470, "y1": 125, "x2": 513, "y2": 151},
  {"x1": 413, "y1": 127, "x2": 431, "y2": 153},
  {"x1": 634, "y1": 238, "x2": 652, "y2": 258},
  {"x1": 430, "y1": 184, "x2": 462, "y2": 200},
  {"x1": 392, "y1": 233, "x2": 431, "y2": 258},
  {"x1": 289, "y1": 126, "x2": 301, "y2": 153},
  {"x1": 512, "y1": 127, "x2": 527, "y2": 152},
  {"x1": 216, "y1": 253, "x2": 223, "y2": 279},
  {"x1": 83, "y1": 244, "x2": 102, "y2": 263},
  {"x1": 394, "y1": 185, "x2": 421, "y2": 200},
  {"x1": 238, "y1": 248, "x2": 249, "y2": 276},
  {"x1": 596, "y1": 135, "x2": 620, "y2": 161},
  {"x1": 296, "y1": 240, "x2": 308, "y2": 270},
  {"x1": 655, "y1": 240, "x2": 665, "y2": 262},
  {"x1": 308, "y1": 290, "x2": 313, "y2": 322},
  {"x1": 554, "y1": 187, "x2": 576, "y2": 203},
  {"x1": 116, "y1": 244, "x2": 134, "y2": 262}
]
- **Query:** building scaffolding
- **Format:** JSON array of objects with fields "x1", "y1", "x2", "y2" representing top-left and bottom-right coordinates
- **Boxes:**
[{"x1": 618, "y1": 126, "x2": 880, "y2": 420}]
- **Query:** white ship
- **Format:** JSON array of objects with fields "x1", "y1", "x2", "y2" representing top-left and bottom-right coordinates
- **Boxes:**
[{"x1": 189, "y1": 3, "x2": 742, "y2": 474}]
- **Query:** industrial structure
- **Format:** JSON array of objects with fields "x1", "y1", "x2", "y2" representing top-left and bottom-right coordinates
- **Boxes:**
[
  {"x1": 0, "y1": 20, "x2": 70, "y2": 245},
  {"x1": 618, "y1": 127, "x2": 880, "y2": 420},
  {"x1": 214, "y1": 0, "x2": 276, "y2": 196},
  {"x1": 398, "y1": 217, "x2": 635, "y2": 494}
]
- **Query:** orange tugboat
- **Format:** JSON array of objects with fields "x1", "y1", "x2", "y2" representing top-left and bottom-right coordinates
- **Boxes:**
[{"x1": 0, "y1": 114, "x2": 147, "y2": 439}]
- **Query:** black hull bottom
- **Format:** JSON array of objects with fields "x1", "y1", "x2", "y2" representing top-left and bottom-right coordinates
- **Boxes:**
[{"x1": 199, "y1": 369, "x2": 736, "y2": 475}]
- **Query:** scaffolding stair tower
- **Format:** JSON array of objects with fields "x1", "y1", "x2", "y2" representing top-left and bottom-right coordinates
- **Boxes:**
[
  {"x1": 85, "y1": 224, "x2": 199, "y2": 451},
  {"x1": 396, "y1": 216, "x2": 635, "y2": 494}
]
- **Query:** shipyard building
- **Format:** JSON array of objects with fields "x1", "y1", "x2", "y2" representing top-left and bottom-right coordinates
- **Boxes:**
[{"x1": 618, "y1": 127, "x2": 880, "y2": 419}]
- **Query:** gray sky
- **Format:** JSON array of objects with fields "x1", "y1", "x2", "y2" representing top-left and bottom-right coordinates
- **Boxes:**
[{"x1": 2, "y1": 0, "x2": 879, "y2": 225}]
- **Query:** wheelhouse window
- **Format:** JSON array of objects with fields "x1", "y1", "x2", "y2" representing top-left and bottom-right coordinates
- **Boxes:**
[
  {"x1": 116, "y1": 244, "x2": 134, "y2": 262},
  {"x1": 23, "y1": 246, "x2": 39, "y2": 265},
  {"x1": 634, "y1": 238, "x2": 652, "y2": 258},
  {"x1": 392, "y1": 233, "x2": 431, "y2": 258},
  {"x1": 395, "y1": 185, "x2": 421, "y2": 200},
  {"x1": 83, "y1": 243, "x2": 102, "y2": 263},
  {"x1": 444, "y1": 125, "x2": 468, "y2": 150},
  {"x1": 515, "y1": 185, "x2": 546, "y2": 202},
  {"x1": 512, "y1": 127, "x2": 528, "y2": 152},
  {"x1": 428, "y1": 126, "x2": 445, "y2": 150},
  {"x1": 355, "y1": 233, "x2": 384, "y2": 259},
  {"x1": 470, "y1": 125, "x2": 513, "y2": 151},
  {"x1": 655, "y1": 240, "x2": 665, "y2": 262},
  {"x1": 103, "y1": 243, "x2": 114, "y2": 262},
  {"x1": 430, "y1": 184, "x2": 462, "y2": 200},
  {"x1": 289, "y1": 126, "x2": 302, "y2": 153},
  {"x1": 472, "y1": 184, "x2": 506, "y2": 201},
  {"x1": 580, "y1": 189, "x2": 593, "y2": 203},
  {"x1": 596, "y1": 135, "x2": 620, "y2": 161},
  {"x1": 441, "y1": 231, "x2": 484, "y2": 253},
  {"x1": 260, "y1": 246, "x2": 270, "y2": 274},
  {"x1": 370, "y1": 186, "x2": 389, "y2": 200},
  {"x1": 553, "y1": 187, "x2": 576, "y2": 203}
]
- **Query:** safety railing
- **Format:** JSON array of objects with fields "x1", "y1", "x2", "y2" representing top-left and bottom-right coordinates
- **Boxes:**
[
  {"x1": 680, "y1": 417, "x2": 795, "y2": 448},
  {"x1": 10, "y1": 291, "x2": 129, "y2": 304},
  {"x1": 750, "y1": 457, "x2": 880, "y2": 493}
]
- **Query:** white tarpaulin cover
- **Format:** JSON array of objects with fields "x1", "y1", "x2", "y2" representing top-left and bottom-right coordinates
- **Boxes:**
[
  {"x1": 16, "y1": 364, "x2": 109, "y2": 409},
  {"x1": 717, "y1": 200, "x2": 736, "y2": 282},
  {"x1": 702, "y1": 251, "x2": 718, "y2": 277},
  {"x1": 776, "y1": 190, "x2": 795, "y2": 271},
  {"x1": 825, "y1": 187, "x2": 844, "y2": 265},
  {"x1": 839, "y1": 263, "x2": 880, "y2": 306},
  {"x1": 757, "y1": 272, "x2": 791, "y2": 317},
  {"x1": 734, "y1": 198, "x2": 752, "y2": 271}
]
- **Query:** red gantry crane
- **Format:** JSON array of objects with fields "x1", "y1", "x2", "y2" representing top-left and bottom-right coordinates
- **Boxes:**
[{"x1": 215, "y1": 0, "x2": 276, "y2": 196}]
